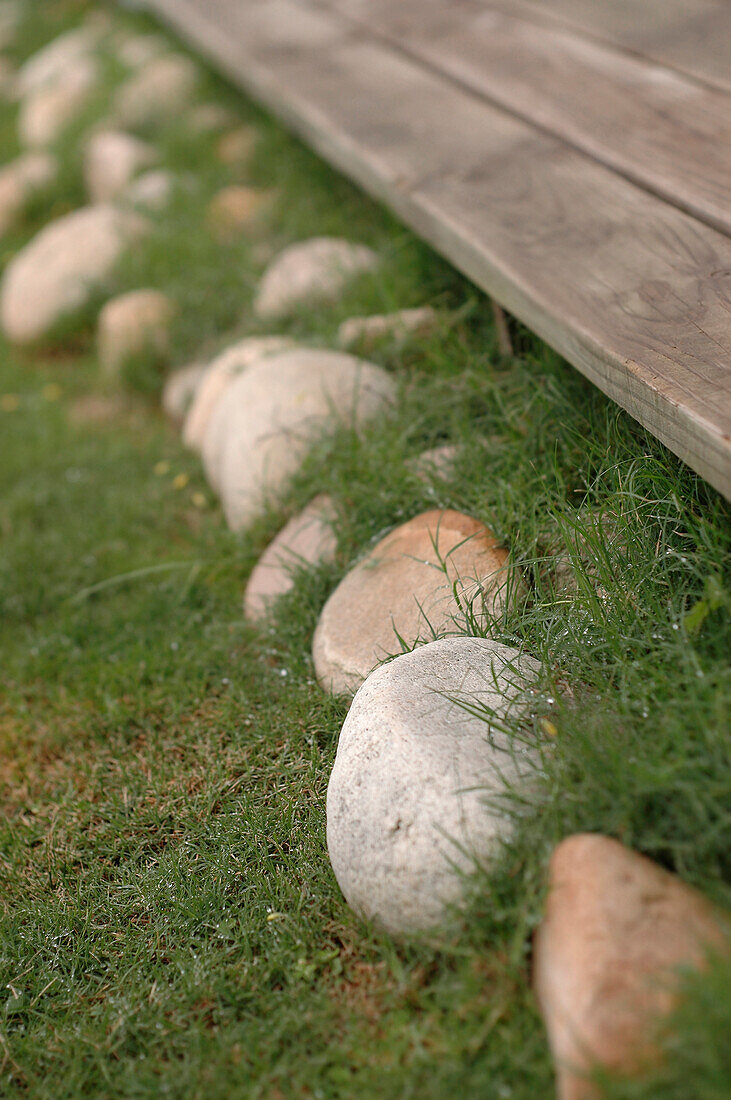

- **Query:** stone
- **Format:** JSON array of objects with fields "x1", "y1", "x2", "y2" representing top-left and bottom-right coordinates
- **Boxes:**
[
  {"x1": 0, "y1": 203, "x2": 147, "y2": 345},
  {"x1": 161, "y1": 361, "x2": 208, "y2": 425},
  {"x1": 533, "y1": 834, "x2": 729, "y2": 1100},
  {"x1": 338, "y1": 306, "x2": 437, "y2": 349},
  {"x1": 183, "y1": 335, "x2": 293, "y2": 455},
  {"x1": 215, "y1": 125, "x2": 257, "y2": 165},
  {"x1": 255, "y1": 237, "x2": 379, "y2": 320},
  {"x1": 120, "y1": 169, "x2": 175, "y2": 214},
  {"x1": 0, "y1": 151, "x2": 57, "y2": 236},
  {"x1": 83, "y1": 129, "x2": 156, "y2": 203},
  {"x1": 409, "y1": 444, "x2": 459, "y2": 482},
  {"x1": 113, "y1": 55, "x2": 198, "y2": 129},
  {"x1": 97, "y1": 289, "x2": 174, "y2": 378},
  {"x1": 244, "y1": 495, "x2": 338, "y2": 620},
  {"x1": 15, "y1": 26, "x2": 98, "y2": 99},
  {"x1": 0, "y1": 1, "x2": 20, "y2": 51},
  {"x1": 206, "y1": 185, "x2": 271, "y2": 239},
  {"x1": 18, "y1": 56, "x2": 97, "y2": 148},
  {"x1": 327, "y1": 636, "x2": 541, "y2": 935},
  {"x1": 549, "y1": 510, "x2": 619, "y2": 600},
  {"x1": 117, "y1": 33, "x2": 168, "y2": 69},
  {"x1": 313, "y1": 509, "x2": 512, "y2": 695},
  {"x1": 218, "y1": 348, "x2": 395, "y2": 531},
  {"x1": 187, "y1": 102, "x2": 237, "y2": 134}
]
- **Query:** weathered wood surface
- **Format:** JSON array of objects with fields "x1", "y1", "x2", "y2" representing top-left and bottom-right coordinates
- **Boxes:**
[
  {"x1": 485, "y1": 0, "x2": 731, "y2": 93},
  {"x1": 147, "y1": 0, "x2": 731, "y2": 499},
  {"x1": 329, "y1": 0, "x2": 731, "y2": 236}
]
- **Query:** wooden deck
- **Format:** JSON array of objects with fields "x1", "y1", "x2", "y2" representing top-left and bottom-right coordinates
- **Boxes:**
[{"x1": 146, "y1": 0, "x2": 731, "y2": 500}]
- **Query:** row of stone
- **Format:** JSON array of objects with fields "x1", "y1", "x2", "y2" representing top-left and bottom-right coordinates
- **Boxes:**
[
  {"x1": 160, "y1": 243, "x2": 729, "y2": 1100},
  {"x1": 5, "y1": 13, "x2": 727, "y2": 1099}
]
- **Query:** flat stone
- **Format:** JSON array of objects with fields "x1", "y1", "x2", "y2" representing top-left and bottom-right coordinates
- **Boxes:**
[
  {"x1": 120, "y1": 169, "x2": 175, "y2": 214},
  {"x1": 548, "y1": 510, "x2": 619, "y2": 601},
  {"x1": 0, "y1": 1, "x2": 20, "y2": 52},
  {"x1": 409, "y1": 444, "x2": 459, "y2": 482},
  {"x1": 183, "y1": 335, "x2": 293, "y2": 454},
  {"x1": 97, "y1": 289, "x2": 174, "y2": 378},
  {"x1": 117, "y1": 33, "x2": 168, "y2": 69},
  {"x1": 217, "y1": 348, "x2": 396, "y2": 531},
  {"x1": 15, "y1": 26, "x2": 98, "y2": 99},
  {"x1": 0, "y1": 151, "x2": 57, "y2": 236},
  {"x1": 254, "y1": 237, "x2": 379, "y2": 320},
  {"x1": 113, "y1": 55, "x2": 198, "y2": 129},
  {"x1": 18, "y1": 56, "x2": 97, "y2": 148},
  {"x1": 161, "y1": 361, "x2": 208, "y2": 425},
  {"x1": 533, "y1": 835, "x2": 729, "y2": 1100},
  {"x1": 207, "y1": 185, "x2": 271, "y2": 240},
  {"x1": 83, "y1": 129, "x2": 156, "y2": 202},
  {"x1": 215, "y1": 125, "x2": 257, "y2": 165},
  {"x1": 244, "y1": 495, "x2": 338, "y2": 620},
  {"x1": 0, "y1": 203, "x2": 147, "y2": 345},
  {"x1": 313, "y1": 509, "x2": 512, "y2": 695},
  {"x1": 338, "y1": 306, "x2": 437, "y2": 349},
  {"x1": 187, "y1": 102, "x2": 237, "y2": 134},
  {"x1": 327, "y1": 636, "x2": 541, "y2": 935}
]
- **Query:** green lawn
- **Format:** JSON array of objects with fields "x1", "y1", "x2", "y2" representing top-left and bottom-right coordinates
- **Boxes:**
[{"x1": 0, "y1": 2, "x2": 729, "y2": 1097}]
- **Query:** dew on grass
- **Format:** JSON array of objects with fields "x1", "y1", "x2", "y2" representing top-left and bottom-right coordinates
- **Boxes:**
[{"x1": 170, "y1": 641, "x2": 179, "y2": 651}]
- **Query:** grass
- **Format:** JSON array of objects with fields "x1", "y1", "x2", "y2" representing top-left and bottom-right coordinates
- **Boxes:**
[{"x1": 0, "y1": 1, "x2": 729, "y2": 1097}]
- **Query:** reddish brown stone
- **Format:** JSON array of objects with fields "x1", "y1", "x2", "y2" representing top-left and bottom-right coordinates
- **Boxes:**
[{"x1": 533, "y1": 834, "x2": 729, "y2": 1100}]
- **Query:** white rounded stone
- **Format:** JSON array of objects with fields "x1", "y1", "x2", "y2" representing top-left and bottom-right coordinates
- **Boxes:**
[
  {"x1": 15, "y1": 26, "x2": 97, "y2": 99},
  {"x1": 120, "y1": 169, "x2": 175, "y2": 214},
  {"x1": 161, "y1": 361, "x2": 208, "y2": 425},
  {"x1": 185, "y1": 334, "x2": 293, "y2": 457},
  {"x1": 254, "y1": 237, "x2": 379, "y2": 319},
  {"x1": 113, "y1": 55, "x2": 198, "y2": 129},
  {"x1": 244, "y1": 495, "x2": 338, "y2": 620},
  {"x1": 217, "y1": 348, "x2": 396, "y2": 531},
  {"x1": 0, "y1": 151, "x2": 57, "y2": 236},
  {"x1": 338, "y1": 307, "x2": 437, "y2": 349},
  {"x1": 18, "y1": 56, "x2": 97, "y2": 148},
  {"x1": 0, "y1": 203, "x2": 147, "y2": 344},
  {"x1": 97, "y1": 289, "x2": 174, "y2": 378},
  {"x1": 83, "y1": 129, "x2": 156, "y2": 203},
  {"x1": 327, "y1": 637, "x2": 541, "y2": 935},
  {"x1": 312, "y1": 510, "x2": 512, "y2": 695}
]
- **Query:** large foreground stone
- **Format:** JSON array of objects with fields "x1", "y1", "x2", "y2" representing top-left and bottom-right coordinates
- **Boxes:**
[
  {"x1": 218, "y1": 348, "x2": 395, "y2": 531},
  {"x1": 0, "y1": 151, "x2": 56, "y2": 236},
  {"x1": 533, "y1": 835, "x2": 729, "y2": 1100},
  {"x1": 244, "y1": 495, "x2": 337, "y2": 621},
  {"x1": 0, "y1": 204, "x2": 146, "y2": 344},
  {"x1": 254, "y1": 237, "x2": 379, "y2": 319},
  {"x1": 113, "y1": 55, "x2": 198, "y2": 129},
  {"x1": 83, "y1": 129, "x2": 156, "y2": 202},
  {"x1": 183, "y1": 335, "x2": 293, "y2": 454},
  {"x1": 327, "y1": 637, "x2": 541, "y2": 935},
  {"x1": 313, "y1": 510, "x2": 511, "y2": 695},
  {"x1": 18, "y1": 57, "x2": 97, "y2": 148},
  {"x1": 97, "y1": 289, "x2": 174, "y2": 378}
]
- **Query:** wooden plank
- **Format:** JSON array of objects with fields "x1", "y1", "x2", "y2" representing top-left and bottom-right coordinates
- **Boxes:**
[
  {"x1": 485, "y1": 0, "x2": 731, "y2": 94},
  {"x1": 325, "y1": 0, "x2": 731, "y2": 237},
  {"x1": 147, "y1": 0, "x2": 731, "y2": 499}
]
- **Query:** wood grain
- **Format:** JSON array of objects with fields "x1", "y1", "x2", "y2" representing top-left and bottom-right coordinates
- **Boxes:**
[
  {"x1": 325, "y1": 0, "x2": 731, "y2": 236},
  {"x1": 485, "y1": 0, "x2": 731, "y2": 94},
  {"x1": 148, "y1": 0, "x2": 731, "y2": 499}
]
